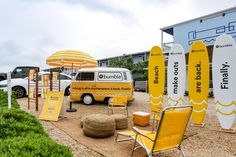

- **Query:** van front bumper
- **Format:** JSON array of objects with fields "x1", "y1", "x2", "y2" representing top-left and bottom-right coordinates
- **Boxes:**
[{"x1": 128, "y1": 98, "x2": 135, "y2": 104}]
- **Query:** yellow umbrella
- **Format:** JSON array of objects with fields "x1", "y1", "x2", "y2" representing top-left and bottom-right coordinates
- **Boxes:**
[
  {"x1": 46, "y1": 50, "x2": 98, "y2": 68},
  {"x1": 46, "y1": 50, "x2": 97, "y2": 112}
]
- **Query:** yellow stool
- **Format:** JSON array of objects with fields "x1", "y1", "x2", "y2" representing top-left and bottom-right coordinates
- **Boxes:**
[{"x1": 133, "y1": 111, "x2": 150, "y2": 127}]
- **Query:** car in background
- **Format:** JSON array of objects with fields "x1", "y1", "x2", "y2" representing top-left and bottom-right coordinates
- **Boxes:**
[
  {"x1": 0, "y1": 66, "x2": 39, "y2": 81},
  {"x1": 0, "y1": 72, "x2": 71, "y2": 98},
  {"x1": 134, "y1": 81, "x2": 148, "y2": 92}
]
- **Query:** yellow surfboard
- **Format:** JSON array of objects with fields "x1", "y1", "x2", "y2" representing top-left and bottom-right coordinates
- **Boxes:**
[
  {"x1": 148, "y1": 46, "x2": 165, "y2": 112},
  {"x1": 188, "y1": 41, "x2": 209, "y2": 125}
]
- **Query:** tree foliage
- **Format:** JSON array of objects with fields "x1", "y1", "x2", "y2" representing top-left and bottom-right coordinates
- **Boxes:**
[
  {"x1": 108, "y1": 56, "x2": 148, "y2": 80},
  {"x1": 108, "y1": 56, "x2": 134, "y2": 70}
]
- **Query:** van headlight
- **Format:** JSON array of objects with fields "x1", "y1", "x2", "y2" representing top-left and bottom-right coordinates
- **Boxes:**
[{"x1": 0, "y1": 84, "x2": 7, "y2": 87}]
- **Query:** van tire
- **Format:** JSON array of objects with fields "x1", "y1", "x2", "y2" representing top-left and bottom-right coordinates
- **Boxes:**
[{"x1": 82, "y1": 94, "x2": 94, "y2": 105}]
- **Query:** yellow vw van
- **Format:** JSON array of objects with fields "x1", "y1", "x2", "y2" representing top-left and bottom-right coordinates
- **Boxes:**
[{"x1": 70, "y1": 67, "x2": 133, "y2": 105}]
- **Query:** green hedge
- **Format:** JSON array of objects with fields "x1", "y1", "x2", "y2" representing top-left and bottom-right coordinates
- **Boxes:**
[
  {"x1": 0, "y1": 91, "x2": 19, "y2": 108},
  {"x1": 0, "y1": 91, "x2": 73, "y2": 157},
  {"x1": 0, "y1": 109, "x2": 46, "y2": 139},
  {"x1": 0, "y1": 134, "x2": 72, "y2": 157}
]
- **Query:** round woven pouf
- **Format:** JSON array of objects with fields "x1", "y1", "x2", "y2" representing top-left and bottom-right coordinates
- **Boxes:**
[
  {"x1": 110, "y1": 114, "x2": 128, "y2": 130},
  {"x1": 83, "y1": 114, "x2": 115, "y2": 138},
  {"x1": 80, "y1": 116, "x2": 87, "y2": 128}
]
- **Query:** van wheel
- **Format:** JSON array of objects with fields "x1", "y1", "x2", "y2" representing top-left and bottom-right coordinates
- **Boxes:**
[{"x1": 82, "y1": 94, "x2": 94, "y2": 105}]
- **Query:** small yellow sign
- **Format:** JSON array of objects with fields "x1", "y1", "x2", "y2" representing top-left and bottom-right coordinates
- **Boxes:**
[
  {"x1": 29, "y1": 69, "x2": 35, "y2": 80},
  {"x1": 42, "y1": 75, "x2": 49, "y2": 86},
  {"x1": 39, "y1": 91, "x2": 64, "y2": 121},
  {"x1": 29, "y1": 88, "x2": 35, "y2": 99},
  {"x1": 41, "y1": 87, "x2": 49, "y2": 99},
  {"x1": 52, "y1": 72, "x2": 58, "y2": 83}
]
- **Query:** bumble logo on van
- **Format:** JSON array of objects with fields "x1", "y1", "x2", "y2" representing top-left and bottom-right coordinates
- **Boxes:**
[
  {"x1": 98, "y1": 72, "x2": 122, "y2": 81},
  {"x1": 70, "y1": 67, "x2": 133, "y2": 105}
]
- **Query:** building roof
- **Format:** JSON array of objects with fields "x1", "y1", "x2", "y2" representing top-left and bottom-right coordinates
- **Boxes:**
[{"x1": 160, "y1": 6, "x2": 236, "y2": 35}]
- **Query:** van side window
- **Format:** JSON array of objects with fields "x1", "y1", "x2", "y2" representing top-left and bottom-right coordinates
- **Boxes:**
[
  {"x1": 76, "y1": 72, "x2": 94, "y2": 81},
  {"x1": 123, "y1": 72, "x2": 127, "y2": 80}
]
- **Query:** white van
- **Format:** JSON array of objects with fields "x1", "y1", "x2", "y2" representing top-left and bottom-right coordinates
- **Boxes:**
[{"x1": 70, "y1": 67, "x2": 133, "y2": 105}]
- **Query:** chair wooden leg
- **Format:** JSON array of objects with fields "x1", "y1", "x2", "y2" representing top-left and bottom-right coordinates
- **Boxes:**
[
  {"x1": 152, "y1": 113, "x2": 156, "y2": 131},
  {"x1": 178, "y1": 145, "x2": 186, "y2": 157},
  {"x1": 131, "y1": 135, "x2": 138, "y2": 157},
  {"x1": 108, "y1": 107, "x2": 112, "y2": 115},
  {"x1": 152, "y1": 119, "x2": 154, "y2": 131},
  {"x1": 147, "y1": 152, "x2": 153, "y2": 157},
  {"x1": 115, "y1": 134, "x2": 119, "y2": 142}
]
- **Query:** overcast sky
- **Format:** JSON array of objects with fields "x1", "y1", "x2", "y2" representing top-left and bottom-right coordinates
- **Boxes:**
[{"x1": 0, "y1": 0, "x2": 235, "y2": 72}]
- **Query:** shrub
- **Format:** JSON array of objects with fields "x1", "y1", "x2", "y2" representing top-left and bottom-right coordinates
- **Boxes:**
[
  {"x1": 0, "y1": 108, "x2": 46, "y2": 139},
  {"x1": 0, "y1": 91, "x2": 73, "y2": 157},
  {"x1": 0, "y1": 91, "x2": 19, "y2": 108},
  {"x1": 0, "y1": 134, "x2": 72, "y2": 157}
]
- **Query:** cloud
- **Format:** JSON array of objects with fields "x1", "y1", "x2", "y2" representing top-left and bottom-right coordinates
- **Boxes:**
[
  {"x1": 0, "y1": 0, "x2": 235, "y2": 72},
  {"x1": 0, "y1": 41, "x2": 42, "y2": 71},
  {"x1": 64, "y1": 0, "x2": 133, "y2": 17}
]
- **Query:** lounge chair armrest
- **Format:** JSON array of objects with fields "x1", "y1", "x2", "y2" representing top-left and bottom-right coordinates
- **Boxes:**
[
  {"x1": 132, "y1": 127, "x2": 154, "y2": 142},
  {"x1": 132, "y1": 127, "x2": 141, "y2": 134}
]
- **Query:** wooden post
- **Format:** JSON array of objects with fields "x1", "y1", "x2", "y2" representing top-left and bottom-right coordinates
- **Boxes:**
[{"x1": 58, "y1": 71, "x2": 61, "y2": 92}]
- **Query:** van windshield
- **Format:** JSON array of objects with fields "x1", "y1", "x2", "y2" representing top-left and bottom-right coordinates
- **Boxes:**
[{"x1": 123, "y1": 72, "x2": 127, "y2": 80}]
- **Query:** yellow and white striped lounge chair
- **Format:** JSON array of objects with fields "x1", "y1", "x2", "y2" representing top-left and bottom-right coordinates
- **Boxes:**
[
  {"x1": 116, "y1": 106, "x2": 193, "y2": 157},
  {"x1": 108, "y1": 95, "x2": 128, "y2": 116}
]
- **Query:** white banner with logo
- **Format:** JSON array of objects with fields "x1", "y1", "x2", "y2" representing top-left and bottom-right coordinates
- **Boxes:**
[{"x1": 98, "y1": 72, "x2": 123, "y2": 81}]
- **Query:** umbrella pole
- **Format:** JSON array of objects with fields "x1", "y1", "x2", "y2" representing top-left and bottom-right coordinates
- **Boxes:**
[
  {"x1": 58, "y1": 70, "x2": 60, "y2": 92},
  {"x1": 72, "y1": 63, "x2": 73, "y2": 75},
  {"x1": 66, "y1": 63, "x2": 77, "y2": 112},
  {"x1": 66, "y1": 101, "x2": 77, "y2": 112}
]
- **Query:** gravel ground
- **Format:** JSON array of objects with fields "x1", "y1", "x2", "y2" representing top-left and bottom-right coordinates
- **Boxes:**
[
  {"x1": 41, "y1": 121, "x2": 103, "y2": 157},
  {"x1": 18, "y1": 98, "x2": 103, "y2": 157},
  {"x1": 17, "y1": 92, "x2": 236, "y2": 157}
]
